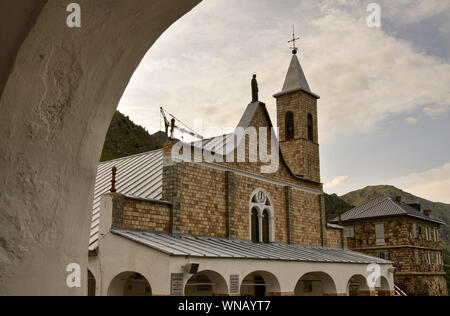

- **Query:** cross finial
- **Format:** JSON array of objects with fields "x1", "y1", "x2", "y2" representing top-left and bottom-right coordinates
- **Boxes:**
[{"x1": 288, "y1": 25, "x2": 300, "y2": 55}]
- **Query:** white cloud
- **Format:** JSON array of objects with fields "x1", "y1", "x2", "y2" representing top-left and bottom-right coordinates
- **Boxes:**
[
  {"x1": 423, "y1": 106, "x2": 447, "y2": 117},
  {"x1": 117, "y1": 0, "x2": 450, "y2": 142},
  {"x1": 390, "y1": 163, "x2": 450, "y2": 203},
  {"x1": 324, "y1": 176, "x2": 350, "y2": 192},
  {"x1": 379, "y1": 0, "x2": 450, "y2": 25},
  {"x1": 405, "y1": 117, "x2": 418, "y2": 124}
]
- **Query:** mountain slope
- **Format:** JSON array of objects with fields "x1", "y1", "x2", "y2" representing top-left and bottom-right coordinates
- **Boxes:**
[
  {"x1": 324, "y1": 193, "x2": 354, "y2": 221},
  {"x1": 100, "y1": 111, "x2": 166, "y2": 162}
]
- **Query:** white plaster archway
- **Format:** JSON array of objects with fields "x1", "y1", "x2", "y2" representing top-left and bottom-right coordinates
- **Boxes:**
[
  {"x1": 0, "y1": 0, "x2": 201, "y2": 295},
  {"x1": 240, "y1": 270, "x2": 281, "y2": 297},
  {"x1": 347, "y1": 274, "x2": 371, "y2": 296},
  {"x1": 107, "y1": 271, "x2": 152, "y2": 296},
  {"x1": 294, "y1": 271, "x2": 337, "y2": 296},
  {"x1": 184, "y1": 270, "x2": 229, "y2": 296}
]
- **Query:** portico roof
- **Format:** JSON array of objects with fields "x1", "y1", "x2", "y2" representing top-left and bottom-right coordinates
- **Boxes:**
[{"x1": 111, "y1": 227, "x2": 391, "y2": 264}]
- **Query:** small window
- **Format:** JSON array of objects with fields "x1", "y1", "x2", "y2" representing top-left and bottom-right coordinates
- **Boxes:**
[
  {"x1": 375, "y1": 223, "x2": 385, "y2": 245},
  {"x1": 285, "y1": 112, "x2": 294, "y2": 140},
  {"x1": 307, "y1": 113, "x2": 314, "y2": 141},
  {"x1": 415, "y1": 250, "x2": 419, "y2": 265},
  {"x1": 344, "y1": 226, "x2": 354, "y2": 238},
  {"x1": 413, "y1": 223, "x2": 418, "y2": 239},
  {"x1": 378, "y1": 251, "x2": 388, "y2": 260}
]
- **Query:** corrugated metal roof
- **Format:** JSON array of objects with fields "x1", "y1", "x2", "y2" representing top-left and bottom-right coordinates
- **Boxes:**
[
  {"x1": 89, "y1": 150, "x2": 164, "y2": 250},
  {"x1": 111, "y1": 227, "x2": 391, "y2": 264},
  {"x1": 330, "y1": 195, "x2": 446, "y2": 225}
]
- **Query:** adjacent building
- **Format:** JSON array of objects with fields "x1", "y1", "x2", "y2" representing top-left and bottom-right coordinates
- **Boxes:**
[{"x1": 330, "y1": 195, "x2": 447, "y2": 296}]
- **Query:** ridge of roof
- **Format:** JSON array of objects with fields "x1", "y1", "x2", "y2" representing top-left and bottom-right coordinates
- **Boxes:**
[
  {"x1": 99, "y1": 148, "x2": 164, "y2": 165},
  {"x1": 331, "y1": 194, "x2": 445, "y2": 225}
]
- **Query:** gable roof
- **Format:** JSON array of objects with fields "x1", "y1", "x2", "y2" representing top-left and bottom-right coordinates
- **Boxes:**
[
  {"x1": 89, "y1": 149, "x2": 163, "y2": 251},
  {"x1": 190, "y1": 101, "x2": 321, "y2": 184},
  {"x1": 112, "y1": 227, "x2": 391, "y2": 264},
  {"x1": 273, "y1": 54, "x2": 320, "y2": 99},
  {"x1": 330, "y1": 195, "x2": 445, "y2": 225}
]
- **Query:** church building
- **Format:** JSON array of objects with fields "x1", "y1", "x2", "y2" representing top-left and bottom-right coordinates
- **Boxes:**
[{"x1": 87, "y1": 50, "x2": 395, "y2": 296}]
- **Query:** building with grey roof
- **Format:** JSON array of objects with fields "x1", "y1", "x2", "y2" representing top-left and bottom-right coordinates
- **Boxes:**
[{"x1": 330, "y1": 195, "x2": 447, "y2": 296}]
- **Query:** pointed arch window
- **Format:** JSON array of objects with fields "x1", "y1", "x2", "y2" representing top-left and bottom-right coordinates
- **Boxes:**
[
  {"x1": 307, "y1": 113, "x2": 314, "y2": 141},
  {"x1": 285, "y1": 112, "x2": 294, "y2": 140},
  {"x1": 249, "y1": 189, "x2": 274, "y2": 243}
]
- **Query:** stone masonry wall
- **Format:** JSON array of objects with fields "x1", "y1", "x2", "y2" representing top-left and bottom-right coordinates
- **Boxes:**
[
  {"x1": 326, "y1": 228, "x2": 343, "y2": 248},
  {"x1": 219, "y1": 104, "x2": 322, "y2": 191},
  {"x1": 343, "y1": 217, "x2": 446, "y2": 296},
  {"x1": 394, "y1": 275, "x2": 448, "y2": 296},
  {"x1": 111, "y1": 195, "x2": 172, "y2": 232},
  {"x1": 276, "y1": 90, "x2": 320, "y2": 183},
  {"x1": 170, "y1": 161, "x2": 323, "y2": 245},
  {"x1": 122, "y1": 198, "x2": 171, "y2": 232}
]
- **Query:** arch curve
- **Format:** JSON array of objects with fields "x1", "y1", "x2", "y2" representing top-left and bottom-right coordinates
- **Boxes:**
[
  {"x1": 0, "y1": 0, "x2": 201, "y2": 295},
  {"x1": 240, "y1": 271, "x2": 281, "y2": 296},
  {"x1": 294, "y1": 271, "x2": 337, "y2": 296},
  {"x1": 107, "y1": 271, "x2": 152, "y2": 296},
  {"x1": 184, "y1": 270, "x2": 229, "y2": 296}
]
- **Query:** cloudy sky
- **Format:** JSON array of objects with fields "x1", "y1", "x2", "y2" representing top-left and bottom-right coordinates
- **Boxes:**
[{"x1": 118, "y1": 0, "x2": 450, "y2": 203}]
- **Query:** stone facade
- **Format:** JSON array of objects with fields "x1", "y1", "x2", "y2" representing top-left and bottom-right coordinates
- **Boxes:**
[
  {"x1": 326, "y1": 227, "x2": 344, "y2": 248},
  {"x1": 110, "y1": 193, "x2": 172, "y2": 233},
  {"x1": 275, "y1": 90, "x2": 320, "y2": 183},
  {"x1": 108, "y1": 97, "x2": 343, "y2": 249},
  {"x1": 343, "y1": 216, "x2": 447, "y2": 296}
]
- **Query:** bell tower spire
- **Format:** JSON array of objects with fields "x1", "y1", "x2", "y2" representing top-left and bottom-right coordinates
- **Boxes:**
[{"x1": 273, "y1": 29, "x2": 321, "y2": 183}]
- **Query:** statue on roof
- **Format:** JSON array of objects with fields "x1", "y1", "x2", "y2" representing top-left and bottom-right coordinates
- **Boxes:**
[{"x1": 251, "y1": 74, "x2": 259, "y2": 102}]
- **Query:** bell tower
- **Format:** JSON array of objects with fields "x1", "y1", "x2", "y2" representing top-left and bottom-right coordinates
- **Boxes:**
[{"x1": 273, "y1": 33, "x2": 321, "y2": 183}]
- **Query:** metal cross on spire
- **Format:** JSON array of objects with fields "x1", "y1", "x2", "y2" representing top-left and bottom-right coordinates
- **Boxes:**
[{"x1": 288, "y1": 25, "x2": 300, "y2": 55}]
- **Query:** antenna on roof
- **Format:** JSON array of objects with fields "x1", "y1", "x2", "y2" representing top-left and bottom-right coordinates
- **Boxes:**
[
  {"x1": 160, "y1": 107, "x2": 203, "y2": 141},
  {"x1": 110, "y1": 166, "x2": 117, "y2": 193}
]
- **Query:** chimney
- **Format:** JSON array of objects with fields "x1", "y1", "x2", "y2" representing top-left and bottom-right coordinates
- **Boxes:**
[
  {"x1": 110, "y1": 166, "x2": 117, "y2": 193},
  {"x1": 338, "y1": 212, "x2": 342, "y2": 226},
  {"x1": 424, "y1": 209, "x2": 432, "y2": 216},
  {"x1": 395, "y1": 195, "x2": 402, "y2": 202}
]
